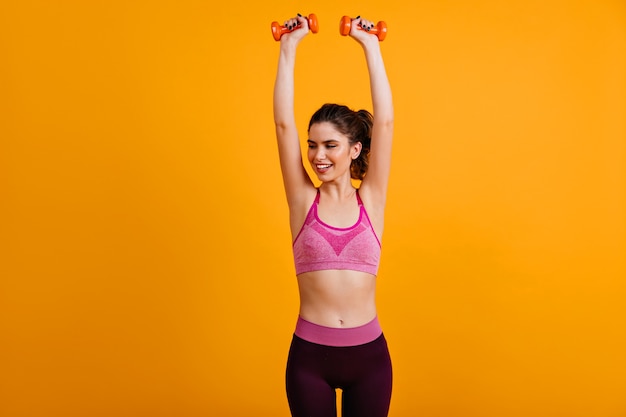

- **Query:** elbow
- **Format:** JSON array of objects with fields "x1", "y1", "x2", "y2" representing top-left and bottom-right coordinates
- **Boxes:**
[
  {"x1": 273, "y1": 112, "x2": 292, "y2": 130},
  {"x1": 274, "y1": 120, "x2": 290, "y2": 135},
  {"x1": 274, "y1": 118, "x2": 288, "y2": 128},
  {"x1": 374, "y1": 108, "x2": 394, "y2": 128},
  {"x1": 378, "y1": 116, "x2": 394, "y2": 130}
]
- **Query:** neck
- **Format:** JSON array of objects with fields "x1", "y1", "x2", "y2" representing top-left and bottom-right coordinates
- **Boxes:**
[{"x1": 319, "y1": 181, "x2": 357, "y2": 202}]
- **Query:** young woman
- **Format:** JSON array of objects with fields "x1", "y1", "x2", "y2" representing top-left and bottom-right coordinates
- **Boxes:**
[{"x1": 273, "y1": 13, "x2": 394, "y2": 417}]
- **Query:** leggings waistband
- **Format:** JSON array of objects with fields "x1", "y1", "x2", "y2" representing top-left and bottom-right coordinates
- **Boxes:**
[{"x1": 294, "y1": 316, "x2": 382, "y2": 347}]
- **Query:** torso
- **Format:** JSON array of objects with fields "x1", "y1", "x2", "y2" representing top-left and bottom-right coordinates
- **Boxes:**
[
  {"x1": 291, "y1": 187, "x2": 382, "y2": 328},
  {"x1": 296, "y1": 269, "x2": 377, "y2": 328}
]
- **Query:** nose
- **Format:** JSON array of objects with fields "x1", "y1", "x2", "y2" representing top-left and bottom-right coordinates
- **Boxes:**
[{"x1": 313, "y1": 148, "x2": 325, "y2": 161}]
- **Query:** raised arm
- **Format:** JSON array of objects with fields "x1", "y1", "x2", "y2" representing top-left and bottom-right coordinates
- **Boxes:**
[
  {"x1": 273, "y1": 15, "x2": 315, "y2": 210},
  {"x1": 349, "y1": 17, "x2": 394, "y2": 206}
]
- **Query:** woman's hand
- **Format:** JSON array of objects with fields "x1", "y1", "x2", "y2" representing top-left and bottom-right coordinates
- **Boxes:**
[
  {"x1": 280, "y1": 14, "x2": 310, "y2": 45},
  {"x1": 348, "y1": 16, "x2": 381, "y2": 47}
]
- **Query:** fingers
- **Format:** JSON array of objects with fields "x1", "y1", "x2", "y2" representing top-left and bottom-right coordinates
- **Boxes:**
[
  {"x1": 355, "y1": 16, "x2": 375, "y2": 32},
  {"x1": 273, "y1": 14, "x2": 382, "y2": 41},
  {"x1": 348, "y1": 15, "x2": 387, "y2": 41},
  {"x1": 283, "y1": 14, "x2": 307, "y2": 31}
]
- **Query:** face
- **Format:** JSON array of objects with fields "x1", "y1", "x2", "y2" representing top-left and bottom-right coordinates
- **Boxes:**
[{"x1": 307, "y1": 122, "x2": 362, "y2": 182}]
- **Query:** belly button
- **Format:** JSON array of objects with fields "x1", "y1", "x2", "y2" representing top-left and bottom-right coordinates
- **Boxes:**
[{"x1": 339, "y1": 319, "x2": 344, "y2": 325}]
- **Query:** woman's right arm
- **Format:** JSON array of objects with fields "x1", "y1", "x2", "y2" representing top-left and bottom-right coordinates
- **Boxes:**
[{"x1": 273, "y1": 15, "x2": 315, "y2": 210}]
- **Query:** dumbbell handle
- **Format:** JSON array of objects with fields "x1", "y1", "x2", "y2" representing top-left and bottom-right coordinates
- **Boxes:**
[
  {"x1": 339, "y1": 16, "x2": 387, "y2": 41},
  {"x1": 271, "y1": 14, "x2": 319, "y2": 41}
]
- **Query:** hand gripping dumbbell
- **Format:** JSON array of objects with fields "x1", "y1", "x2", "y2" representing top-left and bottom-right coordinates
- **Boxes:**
[
  {"x1": 339, "y1": 15, "x2": 387, "y2": 41},
  {"x1": 271, "y1": 14, "x2": 319, "y2": 41}
]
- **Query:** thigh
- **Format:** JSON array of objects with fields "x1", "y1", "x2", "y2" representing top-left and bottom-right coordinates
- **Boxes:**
[
  {"x1": 341, "y1": 335, "x2": 393, "y2": 417},
  {"x1": 286, "y1": 335, "x2": 337, "y2": 417}
]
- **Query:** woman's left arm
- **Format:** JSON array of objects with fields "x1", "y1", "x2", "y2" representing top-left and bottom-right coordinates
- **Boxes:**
[{"x1": 351, "y1": 17, "x2": 394, "y2": 205}]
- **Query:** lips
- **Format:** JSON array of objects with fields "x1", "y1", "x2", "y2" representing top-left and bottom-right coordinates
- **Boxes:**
[{"x1": 316, "y1": 164, "x2": 333, "y2": 172}]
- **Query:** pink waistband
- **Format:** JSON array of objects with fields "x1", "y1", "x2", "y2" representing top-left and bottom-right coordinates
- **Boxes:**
[{"x1": 294, "y1": 316, "x2": 382, "y2": 347}]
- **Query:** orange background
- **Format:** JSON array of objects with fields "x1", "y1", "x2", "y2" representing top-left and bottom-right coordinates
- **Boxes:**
[{"x1": 1, "y1": 1, "x2": 625, "y2": 416}]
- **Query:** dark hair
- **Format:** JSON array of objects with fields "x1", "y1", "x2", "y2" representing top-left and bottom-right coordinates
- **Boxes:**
[{"x1": 308, "y1": 103, "x2": 373, "y2": 180}]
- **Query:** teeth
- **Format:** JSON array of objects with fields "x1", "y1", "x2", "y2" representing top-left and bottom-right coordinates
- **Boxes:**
[{"x1": 317, "y1": 164, "x2": 332, "y2": 169}]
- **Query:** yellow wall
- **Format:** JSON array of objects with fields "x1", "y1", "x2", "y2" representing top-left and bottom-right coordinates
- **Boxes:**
[{"x1": 1, "y1": 1, "x2": 625, "y2": 416}]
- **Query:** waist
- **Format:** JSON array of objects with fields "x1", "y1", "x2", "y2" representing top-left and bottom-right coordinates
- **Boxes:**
[
  {"x1": 297, "y1": 270, "x2": 376, "y2": 325},
  {"x1": 294, "y1": 315, "x2": 383, "y2": 347}
]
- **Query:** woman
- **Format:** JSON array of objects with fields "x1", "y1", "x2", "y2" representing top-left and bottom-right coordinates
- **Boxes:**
[{"x1": 273, "y1": 13, "x2": 394, "y2": 417}]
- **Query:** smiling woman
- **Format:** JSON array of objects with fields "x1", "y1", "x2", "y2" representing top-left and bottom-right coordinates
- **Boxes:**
[
  {"x1": 272, "y1": 12, "x2": 394, "y2": 417},
  {"x1": 307, "y1": 103, "x2": 373, "y2": 183},
  {"x1": 3, "y1": 1, "x2": 624, "y2": 416}
]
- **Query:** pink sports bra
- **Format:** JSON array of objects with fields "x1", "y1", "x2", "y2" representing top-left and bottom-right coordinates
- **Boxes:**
[{"x1": 292, "y1": 190, "x2": 381, "y2": 276}]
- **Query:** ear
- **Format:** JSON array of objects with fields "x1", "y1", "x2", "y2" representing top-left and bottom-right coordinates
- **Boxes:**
[{"x1": 351, "y1": 142, "x2": 363, "y2": 160}]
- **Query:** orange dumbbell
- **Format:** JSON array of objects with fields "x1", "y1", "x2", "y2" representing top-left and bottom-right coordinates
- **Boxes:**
[
  {"x1": 339, "y1": 15, "x2": 387, "y2": 41},
  {"x1": 271, "y1": 13, "x2": 319, "y2": 41}
]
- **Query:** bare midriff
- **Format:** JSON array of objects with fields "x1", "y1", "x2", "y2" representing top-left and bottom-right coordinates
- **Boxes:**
[{"x1": 296, "y1": 269, "x2": 377, "y2": 328}]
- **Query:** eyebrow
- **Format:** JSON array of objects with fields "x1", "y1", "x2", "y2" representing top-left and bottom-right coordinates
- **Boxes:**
[{"x1": 307, "y1": 139, "x2": 340, "y2": 144}]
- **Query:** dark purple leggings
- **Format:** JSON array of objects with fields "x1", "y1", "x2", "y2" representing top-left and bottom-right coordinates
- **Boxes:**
[{"x1": 285, "y1": 333, "x2": 393, "y2": 417}]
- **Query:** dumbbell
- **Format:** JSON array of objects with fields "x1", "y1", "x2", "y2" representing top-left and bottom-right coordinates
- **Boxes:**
[
  {"x1": 339, "y1": 15, "x2": 387, "y2": 41},
  {"x1": 271, "y1": 14, "x2": 319, "y2": 41}
]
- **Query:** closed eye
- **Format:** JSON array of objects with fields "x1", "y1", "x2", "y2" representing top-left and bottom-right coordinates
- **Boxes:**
[{"x1": 308, "y1": 140, "x2": 339, "y2": 149}]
